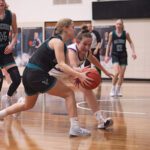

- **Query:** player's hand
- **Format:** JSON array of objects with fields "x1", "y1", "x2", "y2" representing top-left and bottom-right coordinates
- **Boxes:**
[
  {"x1": 106, "y1": 73, "x2": 114, "y2": 78},
  {"x1": 74, "y1": 71, "x2": 93, "y2": 87},
  {"x1": 132, "y1": 53, "x2": 137, "y2": 60},
  {"x1": 4, "y1": 44, "x2": 13, "y2": 54}
]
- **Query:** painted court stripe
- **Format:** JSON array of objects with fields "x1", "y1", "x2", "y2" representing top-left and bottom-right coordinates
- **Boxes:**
[
  {"x1": 77, "y1": 101, "x2": 146, "y2": 115},
  {"x1": 93, "y1": 99, "x2": 150, "y2": 102}
]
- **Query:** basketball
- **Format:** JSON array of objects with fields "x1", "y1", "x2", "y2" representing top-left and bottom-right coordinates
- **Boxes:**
[{"x1": 80, "y1": 67, "x2": 101, "y2": 90}]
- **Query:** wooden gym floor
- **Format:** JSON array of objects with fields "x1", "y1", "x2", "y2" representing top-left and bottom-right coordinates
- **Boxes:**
[{"x1": 0, "y1": 80, "x2": 150, "y2": 150}]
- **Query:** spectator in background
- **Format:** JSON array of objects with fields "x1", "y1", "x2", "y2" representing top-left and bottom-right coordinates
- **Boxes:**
[
  {"x1": 32, "y1": 32, "x2": 41, "y2": 49},
  {"x1": 84, "y1": 23, "x2": 102, "y2": 74}
]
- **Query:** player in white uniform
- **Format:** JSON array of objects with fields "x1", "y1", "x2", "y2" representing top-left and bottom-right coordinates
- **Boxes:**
[{"x1": 50, "y1": 30, "x2": 114, "y2": 129}]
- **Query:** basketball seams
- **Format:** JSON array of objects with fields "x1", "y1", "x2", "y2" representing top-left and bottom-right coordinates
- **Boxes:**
[{"x1": 80, "y1": 68, "x2": 101, "y2": 90}]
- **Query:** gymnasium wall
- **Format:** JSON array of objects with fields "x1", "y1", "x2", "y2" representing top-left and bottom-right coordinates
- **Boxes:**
[
  {"x1": 93, "y1": 19, "x2": 150, "y2": 79},
  {"x1": 6, "y1": 0, "x2": 93, "y2": 22},
  {"x1": 6, "y1": 0, "x2": 150, "y2": 79}
]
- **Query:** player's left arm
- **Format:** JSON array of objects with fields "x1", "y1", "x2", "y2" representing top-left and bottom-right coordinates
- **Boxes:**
[
  {"x1": 126, "y1": 32, "x2": 137, "y2": 60},
  {"x1": 4, "y1": 13, "x2": 18, "y2": 54},
  {"x1": 87, "y1": 52, "x2": 113, "y2": 78}
]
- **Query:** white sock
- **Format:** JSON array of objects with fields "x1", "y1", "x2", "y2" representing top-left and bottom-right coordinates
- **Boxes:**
[
  {"x1": 70, "y1": 117, "x2": 80, "y2": 128},
  {"x1": 6, "y1": 95, "x2": 11, "y2": 101},
  {"x1": 116, "y1": 85, "x2": 121, "y2": 93},
  {"x1": 0, "y1": 109, "x2": 7, "y2": 119},
  {"x1": 116, "y1": 85, "x2": 121, "y2": 90},
  {"x1": 94, "y1": 110, "x2": 105, "y2": 123},
  {"x1": 112, "y1": 85, "x2": 116, "y2": 91}
]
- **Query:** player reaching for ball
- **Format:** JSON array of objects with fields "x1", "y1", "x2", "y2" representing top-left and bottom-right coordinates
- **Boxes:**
[
  {"x1": 0, "y1": 18, "x2": 94, "y2": 137},
  {"x1": 50, "y1": 29, "x2": 114, "y2": 129}
]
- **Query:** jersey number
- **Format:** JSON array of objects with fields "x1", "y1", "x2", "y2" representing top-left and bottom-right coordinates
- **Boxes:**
[
  {"x1": 116, "y1": 45, "x2": 123, "y2": 52},
  {"x1": 0, "y1": 32, "x2": 8, "y2": 42}
]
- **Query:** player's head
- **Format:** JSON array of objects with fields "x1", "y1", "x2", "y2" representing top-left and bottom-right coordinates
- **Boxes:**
[
  {"x1": 0, "y1": 0, "x2": 8, "y2": 10},
  {"x1": 87, "y1": 23, "x2": 93, "y2": 32},
  {"x1": 54, "y1": 18, "x2": 74, "y2": 40},
  {"x1": 81, "y1": 24, "x2": 89, "y2": 32},
  {"x1": 76, "y1": 29, "x2": 92, "y2": 55},
  {"x1": 115, "y1": 19, "x2": 124, "y2": 31},
  {"x1": 34, "y1": 32, "x2": 39, "y2": 39}
]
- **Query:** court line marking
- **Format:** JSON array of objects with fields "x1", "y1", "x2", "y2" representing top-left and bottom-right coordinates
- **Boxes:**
[
  {"x1": 77, "y1": 101, "x2": 147, "y2": 115},
  {"x1": 92, "y1": 98, "x2": 150, "y2": 101},
  {"x1": 101, "y1": 84, "x2": 150, "y2": 87}
]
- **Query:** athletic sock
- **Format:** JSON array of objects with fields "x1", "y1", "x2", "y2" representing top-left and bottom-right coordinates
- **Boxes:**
[
  {"x1": 0, "y1": 109, "x2": 7, "y2": 119},
  {"x1": 94, "y1": 110, "x2": 105, "y2": 123},
  {"x1": 70, "y1": 117, "x2": 80, "y2": 128}
]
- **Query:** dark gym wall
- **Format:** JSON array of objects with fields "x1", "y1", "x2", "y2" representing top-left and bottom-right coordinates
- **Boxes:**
[{"x1": 92, "y1": 0, "x2": 150, "y2": 20}]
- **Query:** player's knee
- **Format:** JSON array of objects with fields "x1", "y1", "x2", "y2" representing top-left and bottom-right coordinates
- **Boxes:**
[
  {"x1": 119, "y1": 73, "x2": 124, "y2": 79},
  {"x1": 23, "y1": 102, "x2": 34, "y2": 110},
  {"x1": 115, "y1": 72, "x2": 119, "y2": 77},
  {"x1": 82, "y1": 88, "x2": 91, "y2": 95},
  {"x1": 63, "y1": 88, "x2": 74, "y2": 99}
]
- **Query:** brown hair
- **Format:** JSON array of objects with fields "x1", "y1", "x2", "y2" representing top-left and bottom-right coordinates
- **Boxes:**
[
  {"x1": 81, "y1": 24, "x2": 89, "y2": 32},
  {"x1": 53, "y1": 18, "x2": 73, "y2": 35},
  {"x1": 76, "y1": 28, "x2": 92, "y2": 41}
]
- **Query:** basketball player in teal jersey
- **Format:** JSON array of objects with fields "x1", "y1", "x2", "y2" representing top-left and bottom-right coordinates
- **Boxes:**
[
  {"x1": 50, "y1": 29, "x2": 114, "y2": 129},
  {"x1": 0, "y1": 18, "x2": 94, "y2": 137},
  {"x1": 0, "y1": 0, "x2": 21, "y2": 107},
  {"x1": 105, "y1": 19, "x2": 137, "y2": 97}
]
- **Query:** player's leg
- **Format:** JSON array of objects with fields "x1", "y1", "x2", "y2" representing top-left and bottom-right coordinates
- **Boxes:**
[
  {"x1": 47, "y1": 79, "x2": 91, "y2": 137},
  {"x1": 80, "y1": 87, "x2": 113, "y2": 129},
  {"x1": 116, "y1": 53, "x2": 127, "y2": 96},
  {"x1": 116, "y1": 65, "x2": 126, "y2": 96},
  {"x1": 1, "y1": 54, "x2": 21, "y2": 108},
  {"x1": 1, "y1": 66, "x2": 21, "y2": 108},
  {"x1": 0, "y1": 94, "x2": 38, "y2": 120},
  {"x1": 110, "y1": 63, "x2": 120, "y2": 96}
]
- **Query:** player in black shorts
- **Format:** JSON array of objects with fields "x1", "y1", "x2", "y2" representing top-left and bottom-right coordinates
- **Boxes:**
[
  {"x1": 105, "y1": 19, "x2": 137, "y2": 97},
  {"x1": 0, "y1": 0, "x2": 21, "y2": 107},
  {"x1": 0, "y1": 18, "x2": 93, "y2": 137}
]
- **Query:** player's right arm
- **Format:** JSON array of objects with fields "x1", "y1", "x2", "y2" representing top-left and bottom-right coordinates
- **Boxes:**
[
  {"x1": 49, "y1": 38, "x2": 92, "y2": 84},
  {"x1": 104, "y1": 32, "x2": 112, "y2": 63}
]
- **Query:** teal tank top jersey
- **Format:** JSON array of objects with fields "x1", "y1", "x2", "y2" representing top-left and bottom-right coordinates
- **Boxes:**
[
  {"x1": 0, "y1": 10, "x2": 12, "y2": 50},
  {"x1": 112, "y1": 30, "x2": 126, "y2": 53},
  {"x1": 27, "y1": 35, "x2": 67, "y2": 72}
]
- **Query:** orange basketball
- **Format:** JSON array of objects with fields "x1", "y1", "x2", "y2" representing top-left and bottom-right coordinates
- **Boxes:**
[{"x1": 81, "y1": 67, "x2": 101, "y2": 90}]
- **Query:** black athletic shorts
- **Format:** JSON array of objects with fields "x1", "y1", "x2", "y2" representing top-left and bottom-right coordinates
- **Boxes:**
[
  {"x1": 111, "y1": 51, "x2": 128, "y2": 66},
  {"x1": 22, "y1": 67, "x2": 57, "y2": 96}
]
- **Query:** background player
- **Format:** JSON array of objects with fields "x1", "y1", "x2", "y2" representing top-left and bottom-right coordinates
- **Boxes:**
[
  {"x1": 105, "y1": 19, "x2": 137, "y2": 97},
  {"x1": 0, "y1": 0, "x2": 21, "y2": 107}
]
